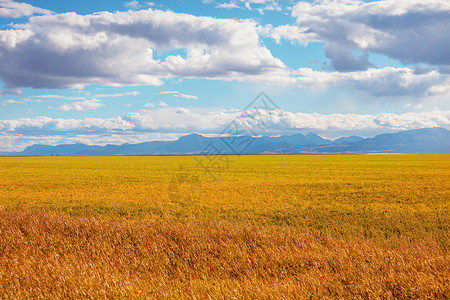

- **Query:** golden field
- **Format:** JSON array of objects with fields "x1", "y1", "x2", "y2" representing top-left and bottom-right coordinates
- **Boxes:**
[{"x1": 0, "y1": 155, "x2": 449, "y2": 298}]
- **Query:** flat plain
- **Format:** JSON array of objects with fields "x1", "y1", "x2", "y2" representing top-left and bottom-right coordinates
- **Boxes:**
[{"x1": 0, "y1": 155, "x2": 449, "y2": 298}]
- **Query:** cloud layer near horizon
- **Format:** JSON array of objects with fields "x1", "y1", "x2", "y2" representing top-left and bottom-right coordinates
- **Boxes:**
[{"x1": 1, "y1": 107, "x2": 449, "y2": 151}]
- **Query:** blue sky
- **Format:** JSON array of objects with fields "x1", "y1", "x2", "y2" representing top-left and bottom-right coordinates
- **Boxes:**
[{"x1": 0, "y1": 0, "x2": 449, "y2": 151}]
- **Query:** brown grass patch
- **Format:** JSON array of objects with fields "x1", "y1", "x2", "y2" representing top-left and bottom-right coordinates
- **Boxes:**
[{"x1": 1, "y1": 209, "x2": 448, "y2": 299}]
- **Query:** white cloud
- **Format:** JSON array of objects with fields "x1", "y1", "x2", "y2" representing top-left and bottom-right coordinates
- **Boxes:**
[
  {"x1": 0, "y1": 9, "x2": 286, "y2": 89},
  {"x1": 174, "y1": 93, "x2": 198, "y2": 100},
  {"x1": 294, "y1": 67, "x2": 449, "y2": 97},
  {"x1": 405, "y1": 103, "x2": 423, "y2": 109},
  {"x1": 153, "y1": 91, "x2": 198, "y2": 100},
  {"x1": 0, "y1": 116, "x2": 134, "y2": 133},
  {"x1": 287, "y1": 0, "x2": 450, "y2": 71},
  {"x1": 94, "y1": 91, "x2": 140, "y2": 98},
  {"x1": 144, "y1": 102, "x2": 155, "y2": 108},
  {"x1": 125, "y1": 1, "x2": 139, "y2": 9},
  {"x1": 58, "y1": 99, "x2": 104, "y2": 112},
  {"x1": 125, "y1": 1, "x2": 153, "y2": 10},
  {"x1": 157, "y1": 100, "x2": 167, "y2": 107},
  {"x1": 34, "y1": 95, "x2": 86, "y2": 100},
  {"x1": 1, "y1": 107, "x2": 449, "y2": 135},
  {"x1": 124, "y1": 107, "x2": 236, "y2": 131},
  {"x1": 227, "y1": 0, "x2": 282, "y2": 14},
  {"x1": 0, "y1": 0, "x2": 52, "y2": 18},
  {"x1": 154, "y1": 91, "x2": 179, "y2": 95},
  {"x1": 0, "y1": 99, "x2": 21, "y2": 106},
  {"x1": 276, "y1": 110, "x2": 450, "y2": 132},
  {"x1": 260, "y1": 24, "x2": 317, "y2": 45},
  {"x1": 216, "y1": 3, "x2": 240, "y2": 9}
]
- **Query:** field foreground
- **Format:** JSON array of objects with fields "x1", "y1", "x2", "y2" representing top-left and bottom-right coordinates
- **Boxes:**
[{"x1": 0, "y1": 155, "x2": 449, "y2": 298}]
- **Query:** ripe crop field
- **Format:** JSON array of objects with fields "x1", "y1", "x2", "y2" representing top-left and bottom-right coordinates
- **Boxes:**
[{"x1": 0, "y1": 154, "x2": 449, "y2": 298}]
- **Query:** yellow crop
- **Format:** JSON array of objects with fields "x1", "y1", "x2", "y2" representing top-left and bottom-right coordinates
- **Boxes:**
[{"x1": 0, "y1": 155, "x2": 449, "y2": 298}]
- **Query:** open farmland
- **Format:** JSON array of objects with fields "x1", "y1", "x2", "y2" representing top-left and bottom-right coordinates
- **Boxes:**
[{"x1": 0, "y1": 155, "x2": 449, "y2": 298}]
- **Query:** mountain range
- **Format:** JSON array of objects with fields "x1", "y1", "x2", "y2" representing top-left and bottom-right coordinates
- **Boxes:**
[{"x1": 2, "y1": 127, "x2": 449, "y2": 156}]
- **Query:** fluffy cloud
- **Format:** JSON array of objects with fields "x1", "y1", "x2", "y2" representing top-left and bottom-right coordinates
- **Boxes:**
[
  {"x1": 0, "y1": 116, "x2": 134, "y2": 134},
  {"x1": 123, "y1": 107, "x2": 236, "y2": 131},
  {"x1": 260, "y1": 24, "x2": 318, "y2": 45},
  {"x1": 1, "y1": 107, "x2": 449, "y2": 138},
  {"x1": 0, "y1": 9, "x2": 286, "y2": 90},
  {"x1": 277, "y1": 110, "x2": 450, "y2": 132},
  {"x1": 295, "y1": 67, "x2": 447, "y2": 97},
  {"x1": 285, "y1": 0, "x2": 450, "y2": 71},
  {"x1": 0, "y1": 0, "x2": 52, "y2": 18}
]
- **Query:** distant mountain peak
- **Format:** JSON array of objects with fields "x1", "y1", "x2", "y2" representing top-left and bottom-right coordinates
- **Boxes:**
[
  {"x1": 2, "y1": 128, "x2": 449, "y2": 156},
  {"x1": 178, "y1": 133, "x2": 204, "y2": 139}
]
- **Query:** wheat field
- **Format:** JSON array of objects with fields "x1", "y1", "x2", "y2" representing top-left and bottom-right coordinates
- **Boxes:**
[{"x1": 0, "y1": 155, "x2": 449, "y2": 298}]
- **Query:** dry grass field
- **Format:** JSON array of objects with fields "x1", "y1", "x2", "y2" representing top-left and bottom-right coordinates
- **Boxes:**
[{"x1": 0, "y1": 155, "x2": 449, "y2": 298}]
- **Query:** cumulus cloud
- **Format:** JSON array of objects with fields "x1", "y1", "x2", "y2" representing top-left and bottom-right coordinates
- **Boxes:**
[
  {"x1": 0, "y1": 116, "x2": 134, "y2": 134},
  {"x1": 1, "y1": 107, "x2": 449, "y2": 136},
  {"x1": 0, "y1": 0, "x2": 52, "y2": 18},
  {"x1": 260, "y1": 24, "x2": 317, "y2": 45},
  {"x1": 125, "y1": 107, "x2": 450, "y2": 133},
  {"x1": 0, "y1": 9, "x2": 286, "y2": 90},
  {"x1": 286, "y1": 0, "x2": 450, "y2": 71},
  {"x1": 123, "y1": 107, "x2": 236, "y2": 131},
  {"x1": 295, "y1": 67, "x2": 448, "y2": 97}
]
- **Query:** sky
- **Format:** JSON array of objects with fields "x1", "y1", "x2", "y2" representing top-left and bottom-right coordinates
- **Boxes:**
[{"x1": 0, "y1": 0, "x2": 449, "y2": 151}]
